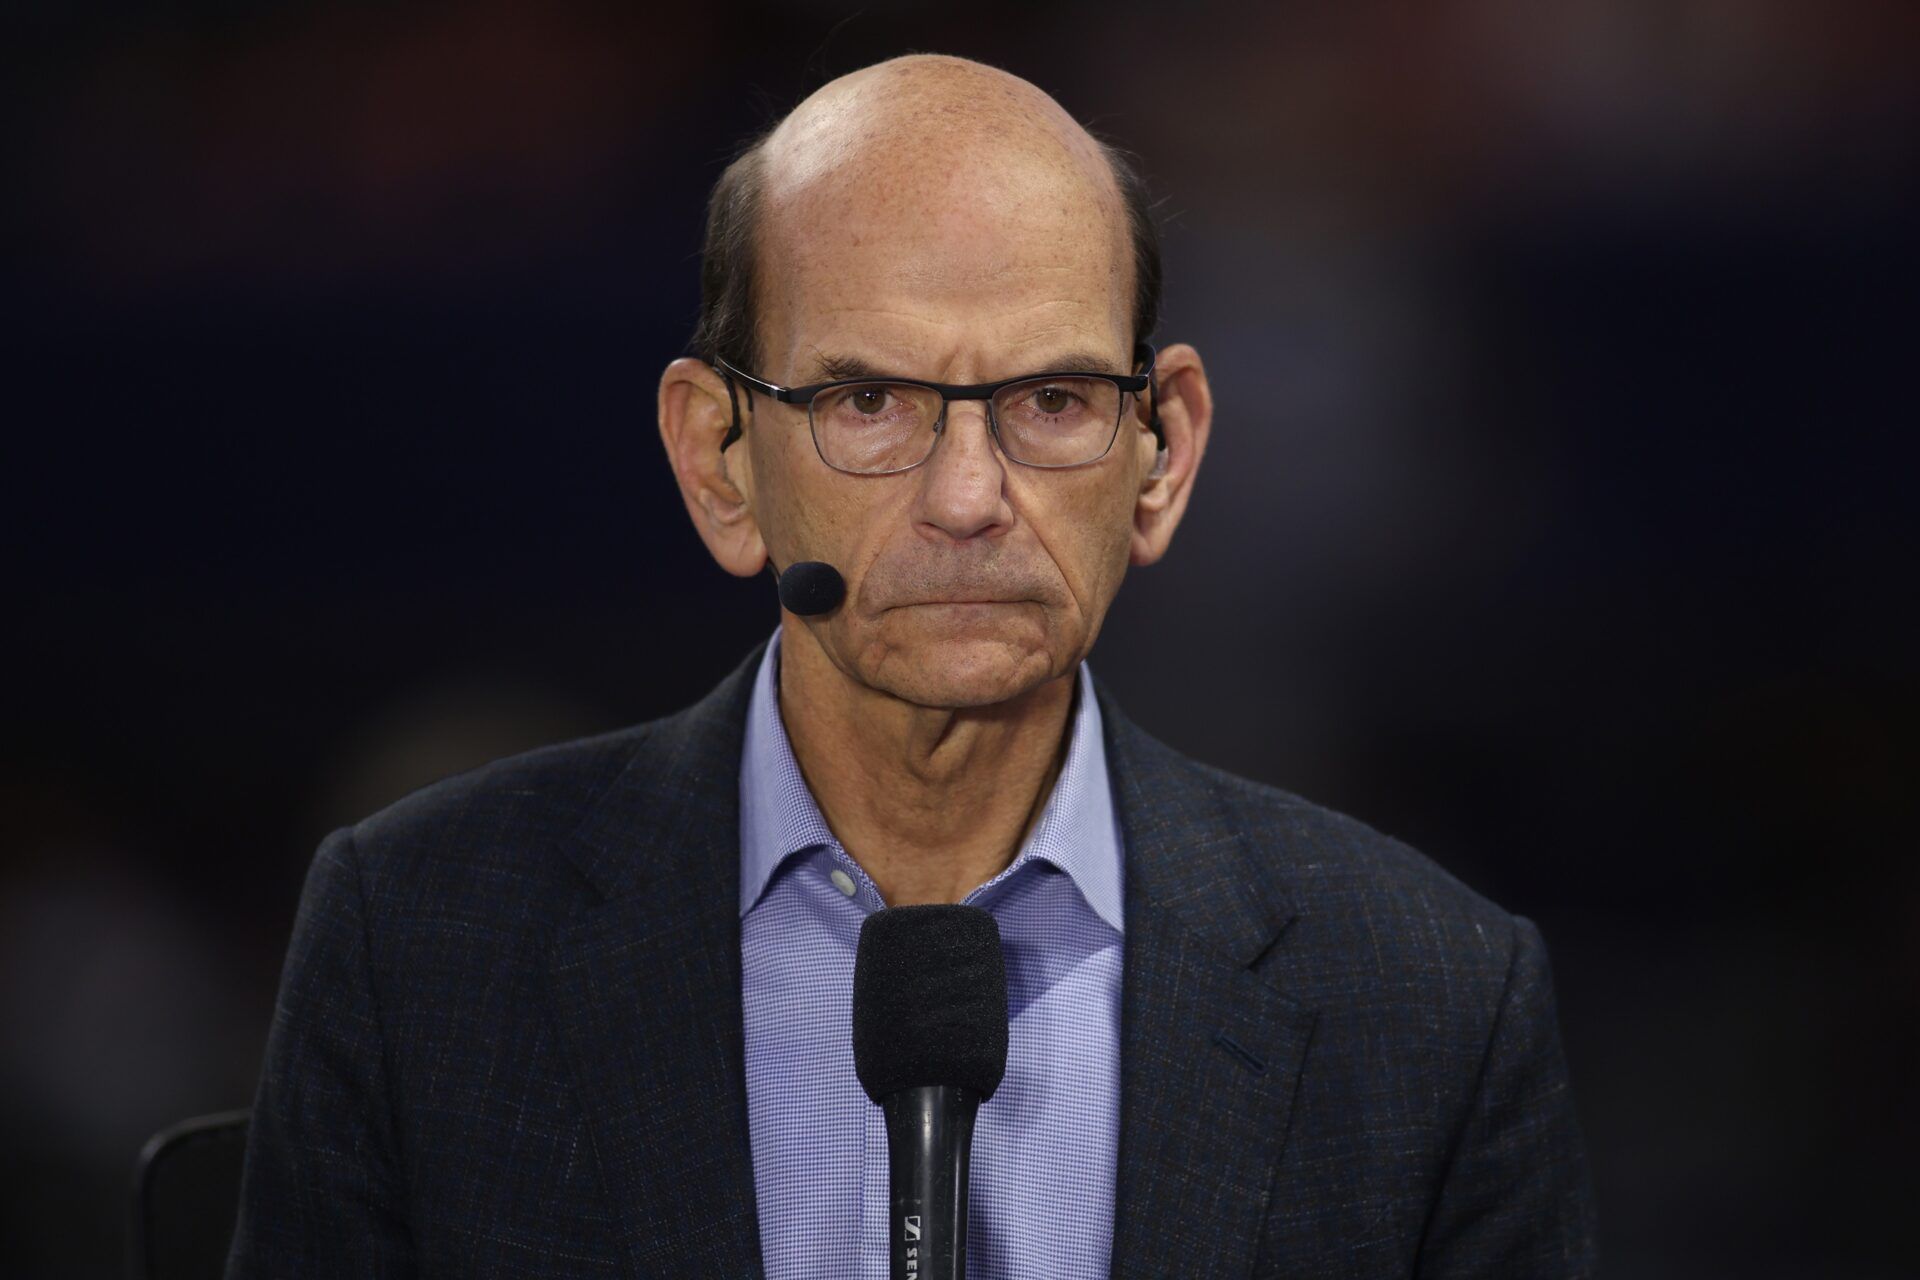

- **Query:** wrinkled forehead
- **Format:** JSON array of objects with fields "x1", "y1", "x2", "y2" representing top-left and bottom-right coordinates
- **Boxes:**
[{"x1": 754, "y1": 65, "x2": 1132, "y2": 374}]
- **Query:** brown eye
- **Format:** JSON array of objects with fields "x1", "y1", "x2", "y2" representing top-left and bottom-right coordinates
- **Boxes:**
[
  {"x1": 850, "y1": 387, "x2": 889, "y2": 416},
  {"x1": 1033, "y1": 386, "x2": 1077, "y2": 415}
]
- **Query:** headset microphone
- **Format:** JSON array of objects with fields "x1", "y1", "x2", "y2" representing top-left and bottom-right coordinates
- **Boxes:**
[{"x1": 775, "y1": 560, "x2": 847, "y2": 616}]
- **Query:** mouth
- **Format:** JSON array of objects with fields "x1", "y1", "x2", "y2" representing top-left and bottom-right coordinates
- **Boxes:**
[{"x1": 894, "y1": 598, "x2": 1031, "y2": 608}]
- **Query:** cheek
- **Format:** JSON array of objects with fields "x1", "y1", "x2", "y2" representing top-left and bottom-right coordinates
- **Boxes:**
[
  {"x1": 749, "y1": 425, "x2": 830, "y2": 559},
  {"x1": 1031, "y1": 469, "x2": 1138, "y2": 603},
  {"x1": 754, "y1": 436, "x2": 904, "y2": 576},
  {"x1": 1090, "y1": 484, "x2": 1139, "y2": 590}
]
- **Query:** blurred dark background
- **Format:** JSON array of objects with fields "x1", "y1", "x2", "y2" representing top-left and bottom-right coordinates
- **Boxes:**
[{"x1": 4, "y1": 1, "x2": 1916, "y2": 1275}]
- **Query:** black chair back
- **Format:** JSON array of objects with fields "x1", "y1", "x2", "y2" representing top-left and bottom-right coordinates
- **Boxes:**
[{"x1": 130, "y1": 1109, "x2": 250, "y2": 1280}]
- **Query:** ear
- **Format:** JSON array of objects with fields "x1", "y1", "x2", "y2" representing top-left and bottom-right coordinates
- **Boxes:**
[
  {"x1": 1130, "y1": 342, "x2": 1213, "y2": 566},
  {"x1": 658, "y1": 356, "x2": 768, "y2": 577}
]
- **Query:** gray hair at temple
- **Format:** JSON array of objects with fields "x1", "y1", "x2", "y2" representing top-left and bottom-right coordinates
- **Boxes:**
[{"x1": 689, "y1": 126, "x2": 1164, "y2": 377}]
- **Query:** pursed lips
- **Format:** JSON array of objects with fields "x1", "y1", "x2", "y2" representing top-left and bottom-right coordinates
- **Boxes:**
[{"x1": 890, "y1": 597, "x2": 1034, "y2": 608}]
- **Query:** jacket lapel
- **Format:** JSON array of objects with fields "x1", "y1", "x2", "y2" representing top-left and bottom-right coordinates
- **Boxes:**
[
  {"x1": 546, "y1": 648, "x2": 767, "y2": 1280},
  {"x1": 1098, "y1": 684, "x2": 1319, "y2": 1280}
]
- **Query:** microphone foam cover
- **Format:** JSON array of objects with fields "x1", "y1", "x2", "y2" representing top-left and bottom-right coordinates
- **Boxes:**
[
  {"x1": 852, "y1": 904, "x2": 1009, "y2": 1103},
  {"x1": 777, "y1": 561, "x2": 846, "y2": 616}
]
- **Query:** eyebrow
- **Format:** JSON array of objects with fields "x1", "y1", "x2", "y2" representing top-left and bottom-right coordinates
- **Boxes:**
[
  {"x1": 801, "y1": 350, "x2": 1127, "y2": 385},
  {"x1": 807, "y1": 353, "x2": 889, "y2": 382}
]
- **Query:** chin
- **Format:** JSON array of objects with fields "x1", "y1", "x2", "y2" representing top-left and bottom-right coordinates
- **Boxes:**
[{"x1": 860, "y1": 616, "x2": 1063, "y2": 709}]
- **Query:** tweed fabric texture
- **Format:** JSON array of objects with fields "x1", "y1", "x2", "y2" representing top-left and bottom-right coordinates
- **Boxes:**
[
  {"x1": 739, "y1": 634, "x2": 1122, "y2": 1279},
  {"x1": 227, "y1": 639, "x2": 1598, "y2": 1278}
]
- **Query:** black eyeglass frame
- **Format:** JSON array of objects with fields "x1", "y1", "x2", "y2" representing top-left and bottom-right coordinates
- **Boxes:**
[{"x1": 712, "y1": 341, "x2": 1162, "y2": 472}]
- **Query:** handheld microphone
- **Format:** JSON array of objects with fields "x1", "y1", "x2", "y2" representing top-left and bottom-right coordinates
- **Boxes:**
[
  {"x1": 775, "y1": 560, "x2": 846, "y2": 616},
  {"x1": 853, "y1": 905, "x2": 1009, "y2": 1280}
]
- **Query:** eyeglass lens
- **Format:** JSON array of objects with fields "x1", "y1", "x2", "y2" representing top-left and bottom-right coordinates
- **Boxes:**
[{"x1": 811, "y1": 376, "x2": 1126, "y2": 474}]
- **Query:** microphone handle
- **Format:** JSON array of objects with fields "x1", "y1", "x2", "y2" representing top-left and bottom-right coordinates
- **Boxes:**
[{"x1": 880, "y1": 1084, "x2": 981, "y2": 1280}]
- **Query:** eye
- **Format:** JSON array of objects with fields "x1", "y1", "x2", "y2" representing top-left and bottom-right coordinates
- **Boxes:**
[
  {"x1": 1028, "y1": 384, "x2": 1084, "y2": 416},
  {"x1": 849, "y1": 386, "x2": 891, "y2": 416},
  {"x1": 816, "y1": 382, "x2": 931, "y2": 435}
]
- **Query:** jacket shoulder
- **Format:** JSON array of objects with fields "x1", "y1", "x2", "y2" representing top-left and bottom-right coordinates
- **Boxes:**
[
  {"x1": 344, "y1": 643, "x2": 764, "y2": 898},
  {"x1": 1098, "y1": 686, "x2": 1522, "y2": 1009},
  {"x1": 1220, "y1": 759, "x2": 1522, "y2": 1003},
  {"x1": 319, "y1": 722, "x2": 651, "y2": 937},
  {"x1": 1209, "y1": 758, "x2": 1513, "y2": 940},
  {"x1": 352, "y1": 721, "x2": 649, "y2": 859}
]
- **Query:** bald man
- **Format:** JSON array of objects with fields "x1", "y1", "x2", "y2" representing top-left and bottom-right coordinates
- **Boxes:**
[{"x1": 229, "y1": 56, "x2": 1598, "y2": 1280}]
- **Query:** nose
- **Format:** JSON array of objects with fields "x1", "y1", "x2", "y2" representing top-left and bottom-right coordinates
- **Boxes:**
[{"x1": 910, "y1": 399, "x2": 1014, "y2": 545}]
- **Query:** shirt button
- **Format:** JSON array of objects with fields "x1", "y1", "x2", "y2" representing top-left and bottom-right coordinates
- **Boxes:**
[{"x1": 829, "y1": 869, "x2": 857, "y2": 898}]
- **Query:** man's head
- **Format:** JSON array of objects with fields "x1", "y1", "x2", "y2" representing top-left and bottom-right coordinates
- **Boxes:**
[{"x1": 659, "y1": 55, "x2": 1212, "y2": 709}]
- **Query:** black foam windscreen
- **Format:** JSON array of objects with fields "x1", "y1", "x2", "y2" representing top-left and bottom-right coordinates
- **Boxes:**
[
  {"x1": 852, "y1": 905, "x2": 1010, "y2": 1103},
  {"x1": 777, "y1": 560, "x2": 847, "y2": 616}
]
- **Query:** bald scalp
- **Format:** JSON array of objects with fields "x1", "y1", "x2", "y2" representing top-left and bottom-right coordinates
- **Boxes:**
[
  {"x1": 761, "y1": 55, "x2": 1118, "y2": 208},
  {"x1": 691, "y1": 55, "x2": 1161, "y2": 378}
]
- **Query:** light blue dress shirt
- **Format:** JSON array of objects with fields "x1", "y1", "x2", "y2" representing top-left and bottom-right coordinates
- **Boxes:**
[{"x1": 739, "y1": 629, "x2": 1125, "y2": 1279}]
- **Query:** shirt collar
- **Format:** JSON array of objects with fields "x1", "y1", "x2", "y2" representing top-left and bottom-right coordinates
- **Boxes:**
[{"x1": 737, "y1": 628, "x2": 1124, "y2": 933}]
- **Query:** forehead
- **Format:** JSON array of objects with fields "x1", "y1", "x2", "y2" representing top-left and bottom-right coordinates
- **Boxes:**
[{"x1": 756, "y1": 118, "x2": 1132, "y2": 377}]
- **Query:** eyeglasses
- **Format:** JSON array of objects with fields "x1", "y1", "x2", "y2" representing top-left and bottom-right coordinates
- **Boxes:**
[{"x1": 713, "y1": 343, "x2": 1158, "y2": 475}]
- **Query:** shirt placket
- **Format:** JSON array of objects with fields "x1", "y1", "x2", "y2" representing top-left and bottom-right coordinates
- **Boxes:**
[{"x1": 826, "y1": 845, "x2": 893, "y2": 1280}]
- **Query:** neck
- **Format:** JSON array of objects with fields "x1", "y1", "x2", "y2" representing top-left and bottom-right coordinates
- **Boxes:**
[{"x1": 776, "y1": 620, "x2": 1077, "y2": 907}]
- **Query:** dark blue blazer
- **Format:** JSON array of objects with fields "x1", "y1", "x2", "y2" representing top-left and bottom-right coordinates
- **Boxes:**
[{"x1": 228, "y1": 644, "x2": 1598, "y2": 1277}]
